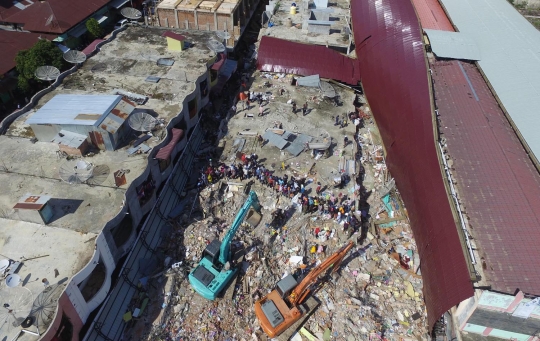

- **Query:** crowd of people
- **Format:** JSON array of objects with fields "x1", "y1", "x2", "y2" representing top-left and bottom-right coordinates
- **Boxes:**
[{"x1": 198, "y1": 153, "x2": 362, "y2": 234}]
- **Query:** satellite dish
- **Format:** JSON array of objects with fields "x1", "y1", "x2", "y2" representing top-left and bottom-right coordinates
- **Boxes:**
[
  {"x1": 0, "y1": 260, "x2": 9, "y2": 273},
  {"x1": 206, "y1": 40, "x2": 225, "y2": 54},
  {"x1": 34, "y1": 66, "x2": 60, "y2": 81},
  {"x1": 120, "y1": 7, "x2": 142, "y2": 20},
  {"x1": 5, "y1": 274, "x2": 21, "y2": 288},
  {"x1": 86, "y1": 165, "x2": 110, "y2": 186},
  {"x1": 63, "y1": 50, "x2": 86, "y2": 64},
  {"x1": 0, "y1": 286, "x2": 33, "y2": 340},
  {"x1": 59, "y1": 160, "x2": 94, "y2": 184},
  {"x1": 215, "y1": 30, "x2": 231, "y2": 41},
  {"x1": 128, "y1": 112, "x2": 157, "y2": 132}
]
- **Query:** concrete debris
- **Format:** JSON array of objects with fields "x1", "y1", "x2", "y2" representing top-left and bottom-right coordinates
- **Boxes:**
[{"x1": 119, "y1": 44, "x2": 429, "y2": 341}]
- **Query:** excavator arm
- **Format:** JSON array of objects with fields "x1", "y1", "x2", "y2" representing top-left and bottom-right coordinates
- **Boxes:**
[
  {"x1": 218, "y1": 190, "x2": 261, "y2": 265},
  {"x1": 287, "y1": 241, "x2": 354, "y2": 306}
]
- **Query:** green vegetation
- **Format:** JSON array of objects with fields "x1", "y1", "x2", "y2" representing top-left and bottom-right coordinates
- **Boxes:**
[
  {"x1": 86, "y1": 18, "x2": 103, "y2": 40},
  {"x1": 15, "y1": 39, "x2": 65, "y2": 92}
]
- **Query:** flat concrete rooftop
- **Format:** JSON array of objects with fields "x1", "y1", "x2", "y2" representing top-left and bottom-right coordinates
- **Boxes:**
[
  {"x1": 0, "y1": 218, "x2": 94, "y2": 340},
  {"x1": 259, "y1": 0, "x2": 353, "y2": 52},
  {"x1": 0, "y1": 25, "x2": 217, "y2": 340},
  {"x1": 0, "y1": 137, "x2": 131, "y2": 233},
  {"x1": 17, "y1": 26, "x2": 216, "y2": 123}
]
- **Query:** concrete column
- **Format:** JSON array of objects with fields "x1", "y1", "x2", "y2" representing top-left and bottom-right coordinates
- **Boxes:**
[
  {"x1": 175, "y1": 9, "x2": 180, "y2": 28},
  {"x1": 194, "y1": 9, "x2": 199, "y2": 29},
  {"x1": 214, "y1": 11, "x2": 218, "y2": 30}
]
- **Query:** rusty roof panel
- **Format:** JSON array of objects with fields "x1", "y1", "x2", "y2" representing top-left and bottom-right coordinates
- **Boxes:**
[
  {"x1": 155, "y1": 128, "x2": 183, "y2": 160},
  {"x1": 97, "y1": 98, "x2": 135, "y2": 134},
  {"x1": 257, "y1": 36, "x2": 360, "y2": 85},
  {"x1": 432, "y1": 59, "x2": 540, "y2": 295},
  {"x1": 351, "y1": 0, "x2": 473, "y2": 330},
  {"x1": 410, "y1": 0, "x2": 454, "y2": 31}
]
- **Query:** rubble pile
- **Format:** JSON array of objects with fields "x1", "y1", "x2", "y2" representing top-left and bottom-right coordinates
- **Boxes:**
[{"x1": 122, "y1": 70, "x2": 430, "y2": 341}]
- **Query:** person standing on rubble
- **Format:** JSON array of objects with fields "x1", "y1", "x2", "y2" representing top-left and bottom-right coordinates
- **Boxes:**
[
  {"x1": 292, "y1": 102, "x2": 297, "y2": 114},
  {"x1": 302, "y1": 102, "x2": 308, "y2": 116}
]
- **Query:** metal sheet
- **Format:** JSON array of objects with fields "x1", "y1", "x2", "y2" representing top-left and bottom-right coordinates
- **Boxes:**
[
  {"x1": 257, "y1": 36, "x2": 360, "y2": 85},
  {"x1": 262, "y1": 131, "x2": 288, "y2": 150},
  {"x1": 432, "y1": 60, "x2": 540, "y2": 296},
  {"x1": 296, "y1": 74, "x2": 320, "y2": 87},
  {"x1": 424, "y1": 29, "x2": 481, "y2": 61},
  {"x1": 51, "y1": 129, "x2": 87, "y2": 148},
  {"x1": 96, "y1": 98, "x2": 135, "y2": 134},
  {"x1": 351, "y1": 0, "x2": 474, "y2": 329},
  {"x1": 155, "y1": 128, "x2": 184, "y2": 160},
  {"x1": 439, "y1": 0, "x2": 540, "y2": 163},
  {"x1": 145, "y1": 76, "x2": 161, "y2": 83},
  {"x1": 410, "y1": 0, "x2": 454, "y2": 31},
  {"x1": 26, "y1": 94, "x2": 122, "y2": 126}
]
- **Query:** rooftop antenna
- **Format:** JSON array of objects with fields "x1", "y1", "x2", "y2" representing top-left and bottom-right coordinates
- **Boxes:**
[
  {"x1": 214, "y1": 30, "x2": 230, "y2": 44},
  {"x1": 34, "y1": 66, "x2": 60, "y2": 82},
  {"x1": 128, "y1": 111, "x2": 157, "y2": 132},
  {"x1": 63, "y1": 50, "x2": 87, "y2": 65},
  {"x1": 206, "y1": 39, "x2": 225, "y2": 56},
  {"x1": 59, "y1": 160, "x2": 94, "y2": 184},
  {"x1": 86, "y1": 165, "x2": 110, "y2": 186},
  {"x1": 120, "y1": 7, "x2": 142, "y2": 21},
  {"x1": 0, "y1": 286, "x2": 33, "y2": 340}
]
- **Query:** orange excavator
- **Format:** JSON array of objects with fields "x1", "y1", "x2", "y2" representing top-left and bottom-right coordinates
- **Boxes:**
[{"x1": 254, "y1": 241, "x2": 354, "y2": 338}]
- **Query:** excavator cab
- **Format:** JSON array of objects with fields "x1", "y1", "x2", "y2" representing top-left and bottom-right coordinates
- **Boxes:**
[
  {"x1": 260, "y1": 274, "x2": 298, "y2": 328},
  {"x1": 191, "y1": 240, "x2": 221, "y2": 287}
]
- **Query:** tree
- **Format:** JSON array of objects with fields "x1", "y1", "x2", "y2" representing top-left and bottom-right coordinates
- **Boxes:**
[
  {"x1": 15, "y1": 39, "x2": 65, "y2": 92},
  {"x1": 86, "y1": 18, "x2": 103, "y2": 40}
]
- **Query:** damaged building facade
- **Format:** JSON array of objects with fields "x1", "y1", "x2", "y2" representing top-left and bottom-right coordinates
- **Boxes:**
[{"x1": 156, "y1": 0, "x2": 261, "y2": 47}]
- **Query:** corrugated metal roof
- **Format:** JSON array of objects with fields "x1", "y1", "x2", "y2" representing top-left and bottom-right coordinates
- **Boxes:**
[
  {"x1": 257, "y1": 36, "x2": 360, "y2": 85},
  {"x1": 351, "y1": 0, "x2": 474, "y2": 330},
  {"x1": 0, "y1": 0, "x2": 110, "y2": 34},
  {"x1": 297, "y1": 74, "x2": 320, "y2": 87},
  {"x1": 0, "y1": 31, "x2": 56, "y2": 75},
  {"x1": 424, "y1": 29, "x2": 481, "y2": 61},
  {"x1": 262, "y1": 131, "x2": 288, "y2": 149},
  {"x1": 26, "y1": 94, "x2": 122, "y2": 126},
  {"x1": 82, "y1": 39, "x2": 104, "y2": 56},
  {"x1": 439, "y1": 0, "x2": 540, "y2": 163},
  {"x1": 51, "y1": 130, "x2": 87, "y2": 147},
  {"x1": 155, "y1": 128, "x2": 184, "y2": 160},
  {"x1": 410, "y1": 0, "x2": 454, "y2": 31},
  {"x1": 97, "y1": 98, "x2": 135, "y2": 134},
  {"x1": 432, "y1": 59, "x2": 540, "y2": 296}
]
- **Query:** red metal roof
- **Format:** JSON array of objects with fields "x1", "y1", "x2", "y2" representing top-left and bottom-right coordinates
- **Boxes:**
[
  {"x1": 162, "y1": 31, "x2": 186, "y2": 41},
  {"x1": 432, "y1": 59, "x2": 540, "y2": 295},
  {"x1": 211, "y1": 53, "x2": 226, "y2": 71},
  {"x1": 82, "y1": 39, "x2": 105, "y2": 56},
  {"x1": 410, "y1": 0, "x2": 454, "y2": 31},
  {"x1": 155, "y1": 128, "x2": 184, "y2": 160},
  {"x1": 351, "y1": 0, "x2": 473, "y2": 330},
  {"x1": 257, "y1": 36, "x2": 360, "y2": 85},
  {"x1": 0, "y1": 30, "x2": 56, "y2": 75},
  {"x1": 0, "y1": 0, "x2": 109, "y2": 34}
]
